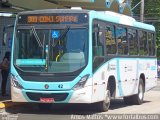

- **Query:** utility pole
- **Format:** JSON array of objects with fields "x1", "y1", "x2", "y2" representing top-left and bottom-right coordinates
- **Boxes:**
[{"x1": 140, "y1": 0, "x2": 144, "y2": 22}]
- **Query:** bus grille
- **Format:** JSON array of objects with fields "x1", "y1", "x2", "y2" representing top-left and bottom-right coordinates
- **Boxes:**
[{"x1": 26, "y1": 92, "x2": 69, "y2": 102}]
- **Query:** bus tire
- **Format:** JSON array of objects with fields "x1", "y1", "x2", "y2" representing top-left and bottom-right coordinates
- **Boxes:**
[
  {"x1": 38, "y1": 103, "x2": 52, "y2": 111},
  {"x1": 96, "y1": 84, "x2": 111, "y2": 112},
  {"x1": 132, "y1": 78, "x2": 144, "y2": 105},
  {"x1": 123, "y1": 78, "x2": 144, "y2": 105}
]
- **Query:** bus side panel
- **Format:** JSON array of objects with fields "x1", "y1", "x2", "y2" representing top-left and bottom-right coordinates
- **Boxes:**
[
  {"x1": 91, "y1": 64, "x2": 107, "y2": 103},
  {"x1": 118, "y1": 58, "x2": 138, "y2": 97},
  {"x1": 91, "y1": 58, "x2": 157, "y2": 103},
  {"x1": 138, "y1": 58, "x2": 157, "y2": 91},
  {"x1": 91, "y1": 59, "x2": 123, "y2": 103}
]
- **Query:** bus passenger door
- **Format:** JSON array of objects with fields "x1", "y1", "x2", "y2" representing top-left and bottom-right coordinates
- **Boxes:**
[
  {"x1": 92, "y1": 66, "x2": 106, "y2": 102},
  {"x1": 92, "y1": 21, "x2": 106, "y2": 102}
]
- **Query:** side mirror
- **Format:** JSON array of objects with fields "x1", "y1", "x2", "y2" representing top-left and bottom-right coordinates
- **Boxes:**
[
  {"x1": 2, "y1": 27, "x2": 7, "y2": 46},
  {"x1": 2, "y1": 25, "x2": 14, "y2": 46},
  {"x1": 93, "y1": 23, "x2": 100, "y2": 31},
  {"x1": 3, "y1": 33, "x2": 7, "y2": 46}
]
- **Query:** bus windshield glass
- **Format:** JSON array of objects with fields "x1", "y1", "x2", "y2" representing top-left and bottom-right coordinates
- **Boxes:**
[{"x1": 14, "y1": 27, "x2": 88, "y2": 73}]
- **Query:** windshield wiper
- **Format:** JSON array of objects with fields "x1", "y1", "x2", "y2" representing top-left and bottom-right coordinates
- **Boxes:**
[
  {"x1": 42, "y1": 34, "x2": 45, "y2": 59},
  {"x1": 51, "y1": 26, "x2": 70, "y2": 47},
  {"x1": 31, "y1": 26, "x2": 43, "y2": 47},
  {"x1": 58, "y1": 26, "x2": 70, "y2": 40}
]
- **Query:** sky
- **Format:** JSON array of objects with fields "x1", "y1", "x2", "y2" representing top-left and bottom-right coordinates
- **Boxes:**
[{"x1": 118, "y1": 0, "x2": 125, "y2": 3}]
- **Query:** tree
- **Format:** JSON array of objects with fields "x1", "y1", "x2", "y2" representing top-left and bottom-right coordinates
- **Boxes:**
[{"x1": 131, "y1": 0, "x2": 160, "y2": 57}]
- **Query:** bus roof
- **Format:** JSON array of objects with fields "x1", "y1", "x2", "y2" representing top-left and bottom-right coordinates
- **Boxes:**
[
  {"x1": 18, "y1": 9, "x2": 90, "y2": 15},
  {"x1": 89, "y1": 11, "x2": 155, "y2": 31},
  {"x1": 18, "y1": 9, "x2": 155, "y2": 31}
]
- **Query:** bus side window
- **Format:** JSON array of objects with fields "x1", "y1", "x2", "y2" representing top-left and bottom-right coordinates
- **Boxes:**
[
  {"x1": 92, "y1": 32, "x2": 104, "y2": 56},
  {"x1": 105, "y1": 25, "x2": 116, "y2": 55},
  {"x1": 139, "y1": 31, "x2": 148, "y2": 56},
  {"x1": 129, "y1": 29, "x2": 138, "y2": 55},
  {"x1": 148, "y1": 33, "x2": 152, "y2": 56},
  {"x1": 92, "y1": 22, "x2": 105, "y2": 72},
  {"x1": 116, "y1": 27, "x2": 128, "y2": 55},
  {"x1": 152, "y1": 33, "x2": 156, "y2": 56}
]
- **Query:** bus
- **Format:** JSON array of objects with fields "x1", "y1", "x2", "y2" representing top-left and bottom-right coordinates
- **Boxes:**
[{"x1": 11, "y1": 9, "x2": 157, "y2": 111}]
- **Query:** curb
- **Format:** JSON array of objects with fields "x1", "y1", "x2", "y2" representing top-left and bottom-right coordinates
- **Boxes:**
[{"x1": 0, "y1": 100, "x2": 24, "y2": 109}]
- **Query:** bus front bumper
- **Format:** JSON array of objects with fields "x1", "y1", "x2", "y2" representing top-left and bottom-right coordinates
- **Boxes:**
[{"x1": 11, "y1": 86, "x2": 92, "y2": 103}]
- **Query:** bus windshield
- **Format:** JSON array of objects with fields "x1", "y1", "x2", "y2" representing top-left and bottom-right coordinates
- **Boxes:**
[{"x1": 14, "y1": 27, "x2": 88, "y2": 73}]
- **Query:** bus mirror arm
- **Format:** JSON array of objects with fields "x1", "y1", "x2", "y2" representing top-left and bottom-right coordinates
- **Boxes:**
[
  {"x1": 2, "y1": 25, "x2": 14, "y2": 46},
  {"x1": 2, "y1": 27, "x2": 7, "y2": 46}
]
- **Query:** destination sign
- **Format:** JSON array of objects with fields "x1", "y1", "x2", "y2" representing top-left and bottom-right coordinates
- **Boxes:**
[
  {"x1": 18, "y1": 13, "x2": 88, "y2": 24},
  {"x1": 28, "y1": 15, "x2": 78, "y2": 23}
]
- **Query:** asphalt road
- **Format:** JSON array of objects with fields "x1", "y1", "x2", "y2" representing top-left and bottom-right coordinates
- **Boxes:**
[{"x1": 0, "y1": 80, "x2": 160, "y2": 120}]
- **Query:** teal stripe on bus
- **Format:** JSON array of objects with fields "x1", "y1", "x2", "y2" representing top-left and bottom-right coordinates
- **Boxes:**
[{"x1": 116, "y1": 59, "x2": 124, "y2": 96}]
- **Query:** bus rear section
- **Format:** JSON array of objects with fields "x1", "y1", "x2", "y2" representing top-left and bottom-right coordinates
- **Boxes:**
[{"x1": 90, "y1": 11, "x2": 157, "y2": 111}]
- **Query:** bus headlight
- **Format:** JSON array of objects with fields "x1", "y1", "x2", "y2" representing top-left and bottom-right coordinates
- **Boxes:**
[
  {"x1": 73, "y1": 74, "x2": 89, "y2": 90},
  {"x1": 11, "y1": 74, "x2": 23, "y2": 89}
]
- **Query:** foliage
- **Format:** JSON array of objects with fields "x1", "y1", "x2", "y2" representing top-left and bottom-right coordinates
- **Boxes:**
[{"x1": 131, "y1": 0, "x2": 160, "y2": 57}]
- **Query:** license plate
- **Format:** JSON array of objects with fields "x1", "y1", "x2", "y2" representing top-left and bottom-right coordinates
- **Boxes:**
[{"x1": 40, "y1": 98, "x2": 54, "y2": 103}]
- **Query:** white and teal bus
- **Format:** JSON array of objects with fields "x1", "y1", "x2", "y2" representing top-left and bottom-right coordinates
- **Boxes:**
[{"x1": 11, "y1": 9, "x2": 157, "y2": 111}]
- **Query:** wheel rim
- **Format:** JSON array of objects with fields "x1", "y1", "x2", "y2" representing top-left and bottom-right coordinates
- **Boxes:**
[
  {"x1": 139, "y1": 84, "x2": 143, "y2": 100},
  {"x1": 105, "y1": 90, "x2": 111, "y2": 106}
]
